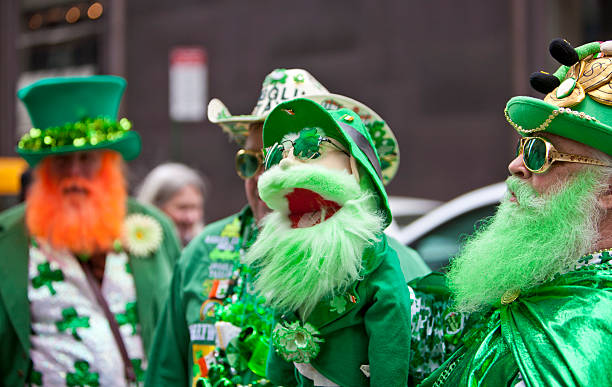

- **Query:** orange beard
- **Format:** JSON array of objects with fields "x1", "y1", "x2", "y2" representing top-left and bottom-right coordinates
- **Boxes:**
[{"x1": 26, "y1": 151, "x2": 127, "y2": 255}]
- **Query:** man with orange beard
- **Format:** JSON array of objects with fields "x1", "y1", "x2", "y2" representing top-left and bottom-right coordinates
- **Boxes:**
[{"x1": 0, "y1": 76, "x2": 181, "y2": 386}]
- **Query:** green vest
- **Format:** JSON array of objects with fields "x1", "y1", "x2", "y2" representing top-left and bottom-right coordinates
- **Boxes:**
[{"x1": 0, "y1": 199, "x2": 181, "y2": 386}]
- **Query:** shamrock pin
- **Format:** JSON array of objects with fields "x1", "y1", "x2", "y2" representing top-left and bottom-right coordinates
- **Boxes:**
[
  {"x1": 56, "y1": 307, "x2": 90, "y2": 341},
  {"x1": 32, "y1": 262, "x2": 64, "y2": 295}
]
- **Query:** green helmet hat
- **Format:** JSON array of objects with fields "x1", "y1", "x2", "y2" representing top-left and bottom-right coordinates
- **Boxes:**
[
  {"x1": 262, "y1": 98, "x2": 391, "y2": 226},
  {"x1": 17, "y1": 75, "x2": 141, "y2": 166},
  {"x1": 506, "y1": 38, "x2": 612, "y2": 155}
]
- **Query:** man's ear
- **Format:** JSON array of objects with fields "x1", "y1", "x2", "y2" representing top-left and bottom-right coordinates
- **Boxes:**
[
  {"x1": 349, "y1": 156, "x2": 360, "y2": 183},
  {"x1": 599, "y1": 179, "x2": 612, "y2": 210}
]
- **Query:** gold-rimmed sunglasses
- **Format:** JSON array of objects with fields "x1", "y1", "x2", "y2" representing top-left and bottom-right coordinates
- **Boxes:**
[
  {"x1": 235, "y1": 149, "x2": 263, "y2": 179},
  {"x1": 516, "y1": 136, "x2": 612, "y2": 173}
]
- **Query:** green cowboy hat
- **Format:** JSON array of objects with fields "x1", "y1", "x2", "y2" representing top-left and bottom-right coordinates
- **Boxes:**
[
  {"x1": 262, "y1": 98, "x2": 391, "y2": 226},
  {"x1": 17, "y1": 75, "x2": 141, "y2": 166},
  {"x1": 505, "y1": 39, "x2": 612, "y2": 154}
]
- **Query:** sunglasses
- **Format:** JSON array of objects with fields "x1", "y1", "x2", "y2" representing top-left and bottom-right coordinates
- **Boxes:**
[
  {"x1": 516, "y1": 136, "x2": 611, "y2": 173},
  {"x1": 235, "y1": 149, "x2": 263, "y2": 179},
  {"x1": 264, "y1": 134, "x2": 348, "y2": 170}
]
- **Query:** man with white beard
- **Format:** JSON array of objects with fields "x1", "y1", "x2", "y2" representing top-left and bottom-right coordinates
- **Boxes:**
[
  {"x1": 244, "y1": 98, "x2": 412, "y2": 386},
  {"x1": 420, "y1": 39, "x2": 612, "y2": 386}
]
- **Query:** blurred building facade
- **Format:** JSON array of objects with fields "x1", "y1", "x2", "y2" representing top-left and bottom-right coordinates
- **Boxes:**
[{"x1": 1, "y1": 0, "x2": 611, "y2": 220}]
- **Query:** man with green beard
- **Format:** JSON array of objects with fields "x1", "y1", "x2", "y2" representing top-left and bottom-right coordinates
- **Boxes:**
[
  {"x1": 244, "y1": 98, "x2": 412, "y2": 386},
  {"x1": 420, "y1": 39, "x2": 612, "y2": 386}
]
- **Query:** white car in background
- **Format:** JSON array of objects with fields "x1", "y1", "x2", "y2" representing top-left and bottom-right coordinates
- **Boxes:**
[{"x1": 386, "y1": 182, "x2": 507, "y2": 270}]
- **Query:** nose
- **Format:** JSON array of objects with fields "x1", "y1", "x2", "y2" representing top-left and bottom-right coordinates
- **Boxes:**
[
  {"x1": 508, "y1": 154, "x2": 532, "y2": 179},
  {"x1": 66, "y1": 156, "x2": 85, "y2": 178},
  {"x1": 183, "y1": 209, "x2": 200, "y2": 224}
]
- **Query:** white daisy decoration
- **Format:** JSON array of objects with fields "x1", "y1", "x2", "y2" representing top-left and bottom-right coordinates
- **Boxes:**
[{"x1": 123, "y1": 214, "x2": 163, "y2": 258}]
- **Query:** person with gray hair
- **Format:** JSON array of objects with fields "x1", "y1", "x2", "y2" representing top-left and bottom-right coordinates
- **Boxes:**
[{"x1": 137, "y1": 162, "x2": 206, "y2": 246}]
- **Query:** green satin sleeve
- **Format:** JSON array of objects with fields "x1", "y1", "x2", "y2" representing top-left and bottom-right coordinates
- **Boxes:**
[{"x1": 502, "y1": 265, "x2": 612, "y2": 386}]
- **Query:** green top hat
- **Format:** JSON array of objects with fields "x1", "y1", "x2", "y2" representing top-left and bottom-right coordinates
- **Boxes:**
[
  {"x1": 262, "y1": 98, "x2": 391, "y2": 226},
  {"x1": 17, "y1": 75, "x2": 141, "y2": 166},
  {"x1": 506, "y1": 39, "x2": 612, "y2": 154}
]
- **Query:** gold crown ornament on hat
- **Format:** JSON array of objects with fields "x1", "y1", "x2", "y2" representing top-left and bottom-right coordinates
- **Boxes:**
[{"x1": 529, "y1": 39, "x2": 612, "y2": 108}]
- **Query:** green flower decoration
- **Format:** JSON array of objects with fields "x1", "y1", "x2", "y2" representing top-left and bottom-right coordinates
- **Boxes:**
[
  {"x1": 18, "y1": 116, "x2": 132, "y2": 152},
  {"x1": 271, "y1": 321, "x2": 324, "y2": 363}
]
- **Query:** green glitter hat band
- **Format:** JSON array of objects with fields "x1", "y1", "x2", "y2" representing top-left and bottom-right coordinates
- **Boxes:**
[
  {"x1": 16, "y1": 116, "x2": 141, "y2": 166},
  {"x1": 19, "y1": 117, "x2": 132, "y2": 151}
]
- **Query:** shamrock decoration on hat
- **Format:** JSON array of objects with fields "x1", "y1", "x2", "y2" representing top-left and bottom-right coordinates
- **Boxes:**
[
  {"x1": 16, "y1": 76, "x2": 141, "y2": 167},
  {"x1": 505, "y1": 38, "x2": 612, "y2": 155},
  {"x1": 207, "y1": 68, "x2": 400, "y2": 184}
]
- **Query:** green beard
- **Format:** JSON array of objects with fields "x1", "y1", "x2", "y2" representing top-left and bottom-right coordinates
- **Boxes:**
[
  {"x1": 243, "y1": 163, "x2": 384, "y2": 318},
  {"x1": 448, "y1": 168, "x2": 607, "y2": 314}
]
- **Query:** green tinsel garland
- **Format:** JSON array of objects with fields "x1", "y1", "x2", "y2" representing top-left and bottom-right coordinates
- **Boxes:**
[{"x1": 18, "y1": 116, "x2": 132, "y2": 151}]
